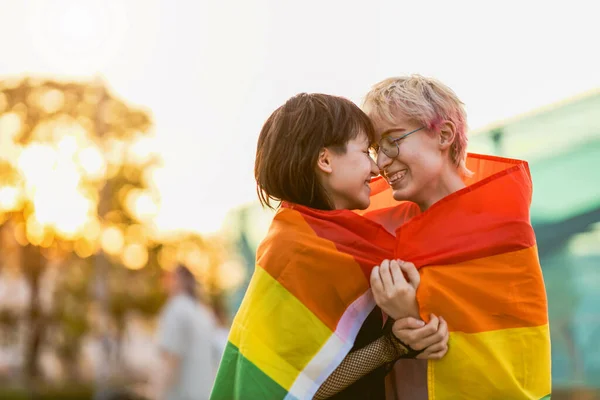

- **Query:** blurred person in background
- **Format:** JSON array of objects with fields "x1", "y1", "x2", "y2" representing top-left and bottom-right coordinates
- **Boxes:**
[{"x1": 151, "y1": 264, "x2": 221, "y2": 400}]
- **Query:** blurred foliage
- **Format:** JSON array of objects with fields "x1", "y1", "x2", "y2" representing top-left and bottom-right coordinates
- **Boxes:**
[
  {"x1": 0, "y1": 77, "x2": 159, "y2": 381},
  {"x1": 0, "y1": 77, "x2": 236, "y2": 384}
]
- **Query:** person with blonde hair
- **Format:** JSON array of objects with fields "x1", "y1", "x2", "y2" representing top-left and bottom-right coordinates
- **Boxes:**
[
  {"x1": 363, "y1": 75, "x2": 471, "y2": 210},
  {"x1": 363, "y1": 75, "x2": 551, "y2": 399}
]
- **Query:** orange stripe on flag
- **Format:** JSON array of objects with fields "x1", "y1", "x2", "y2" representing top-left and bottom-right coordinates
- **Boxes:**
[
  {"x1": 256, "y1": 209, "x2": 370, "y2": 332},
  {"x1": 418, "y1": 246, "x2": 548, "y2": 334}
]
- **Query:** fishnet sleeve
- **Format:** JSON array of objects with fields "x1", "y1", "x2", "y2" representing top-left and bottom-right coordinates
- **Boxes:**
[{"x1": 313, "y1": 322, "x2": 415, "y2": 399}]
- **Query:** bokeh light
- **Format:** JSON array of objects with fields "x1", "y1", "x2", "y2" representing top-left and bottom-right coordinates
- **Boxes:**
[
  {"x1": 100, "y1": 225, "x2": 124, "y2": 256},
  {"x1": 122, "y1": 243, "x2": 148, "y2": 270}
]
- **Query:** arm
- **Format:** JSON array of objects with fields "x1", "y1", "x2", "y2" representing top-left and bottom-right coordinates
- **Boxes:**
[
  {"x1": 155, "y1": 350, "x2": 182, "y2": 400},
  {"x1": 314, "y1": 315, "x2": 450, "y2": 399},
  {"x1": 313, "y1": 324, "x2": 413, "y2": 399},
  {"x1": 153, "y1": 301, "x2": 188, "y2": 400},
  {"x1": 315, "y1": 258, "x2": 448, "y2": 399}
]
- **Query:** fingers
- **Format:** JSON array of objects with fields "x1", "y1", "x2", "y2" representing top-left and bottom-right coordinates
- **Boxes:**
[
  {"x1": 417, "y1": 344, "x2": 448, "y2": 360},
  {"x1": 370, "y1": 266, "x2": 384, "y2": 296},
  {"x1": 389, "y1": 261, "x2": 405, "y2": 287},
  {"x1": 373, "y1": 260, "x2": 414, "y2": 290},
  {"x1": 437, "y1": 316, "x2": 448, "y2": 339},
  {"x1": 392, "y1": 317, "x2": 425, "y2": 331},
  {"x1": 379, "y1": 260, "x2": 394, "y2": 295},
  {"x1": 399, "y1": 261, "x2": 420, "y2": 289},
  {"x1": 371, "y1": 259, "x2": 418, "y2": 319},
  {"x1": 417, "y1": 335, "x2": 449, "y2": 360},
  {"x1": 393, "y1": 314, "x2": 440, "y2": 349},
  {"x1": 410, "y1": 314, "x2": 440, "y2": 350},
  {"x1": 417, "y1": 317, "x2": 450, "y2": 360},
  {"x1": 411, "y1": 315, "x2": 446, "y2": 351}
]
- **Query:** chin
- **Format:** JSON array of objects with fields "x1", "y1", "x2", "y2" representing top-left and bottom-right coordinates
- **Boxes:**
[
  {"x1": 393, "y1": 184, "x2": 422, "y2": 203},
  {"x1": 392, "y1": 188, "x2": 410, "y2": 202},
  {"x1": 353, "y1": 198, "x2": 370, "y2": 210}
]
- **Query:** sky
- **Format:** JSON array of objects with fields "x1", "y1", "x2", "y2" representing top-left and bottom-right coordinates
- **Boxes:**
[{"x1": 1, "y1": 0, "x2": 598, "y2": 234}]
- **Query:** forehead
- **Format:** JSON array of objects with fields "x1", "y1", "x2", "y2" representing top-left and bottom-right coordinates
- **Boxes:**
[
  {"x1": 372, "y1": 114, "x2": 414, "y2": 138},
  {"x1": 347, "y1": 129, "x2": 369, "y2": 144}
]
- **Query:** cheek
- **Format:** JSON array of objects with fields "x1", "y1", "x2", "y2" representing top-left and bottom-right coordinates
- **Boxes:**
[
  {"x1": 405, "y1": 146, "x2": 443, "y2": 178},
  {"x1": 363, "y1": 156, "x2": 375, "y2": 173},
  {"x1": 341, "y1": 158, "x2": 371, "y2": 190},
  {"x1": 351, "y1": 155, "x2": 371, "y2": 175}
]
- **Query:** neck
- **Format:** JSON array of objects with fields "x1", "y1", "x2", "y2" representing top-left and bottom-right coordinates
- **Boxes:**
[{"x1": 416, "y1": 167, "x2": 465, "y2": 211}]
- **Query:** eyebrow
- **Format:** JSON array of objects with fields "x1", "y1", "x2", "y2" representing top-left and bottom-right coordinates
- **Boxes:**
[{"x1": 381, "y1": 127, "x2": 406, "y2": 138}]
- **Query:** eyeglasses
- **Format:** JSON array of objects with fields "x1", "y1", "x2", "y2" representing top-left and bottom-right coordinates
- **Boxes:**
[{"x1": 372, "y1": 126, "x2": 425, "y2": 160}]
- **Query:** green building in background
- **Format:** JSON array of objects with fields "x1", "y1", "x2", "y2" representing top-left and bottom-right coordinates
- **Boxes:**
[
  {"x1": 468, "y1": 90, "x2": 600, "y2": 389},
  {"x1": 225, "y1": 90, "x2": 600, "y2": 391}
]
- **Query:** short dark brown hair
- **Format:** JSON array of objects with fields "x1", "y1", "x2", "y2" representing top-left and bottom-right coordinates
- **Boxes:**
[
  {"x1": 255, "y1": 93, "x2": 375, "y2": 210},
  {"x1": 175, "y1": 264, "x2": 197, "y2": 299}
]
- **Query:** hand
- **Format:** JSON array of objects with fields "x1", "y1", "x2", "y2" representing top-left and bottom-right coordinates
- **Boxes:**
[
  {"x1": 370, "y1": 259, "x2": 420, "y2": 319},
  {"x1": 392, "y1": 315, "x2": 449, "y2": 360}
]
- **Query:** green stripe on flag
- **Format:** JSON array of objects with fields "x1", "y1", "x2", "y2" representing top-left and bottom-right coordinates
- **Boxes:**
[{"x1": 211, "y1": 342, "x2": 289, "y2": 400}]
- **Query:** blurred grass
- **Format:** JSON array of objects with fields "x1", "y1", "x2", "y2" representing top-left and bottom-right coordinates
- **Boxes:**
[
  {"x1": 0, "y1": 384, "x2": 146, "y2": 400},
  {"x1": 0, "y1": 385, "x2": 92, "y2": 400}
]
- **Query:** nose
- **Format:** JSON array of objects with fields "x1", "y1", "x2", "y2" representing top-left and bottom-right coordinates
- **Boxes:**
[
  {"x1": 369, "y1": 157, "x2": 379, "y2": 178},
  {"x1": 376, "y1": 150, "x2": 393, "y2": 173}
]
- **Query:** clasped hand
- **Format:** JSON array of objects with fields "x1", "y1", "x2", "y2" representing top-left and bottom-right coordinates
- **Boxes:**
[{"x1": 371, "y1": 259, "x2": 449, "y2": 360}]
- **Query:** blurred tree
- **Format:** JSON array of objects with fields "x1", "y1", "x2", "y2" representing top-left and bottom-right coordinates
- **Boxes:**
[
  {"x1": 0, "y1": 77, "x2": 241, "y2": 386},
  {"x1": 0, "y1": 77, "x2": 157, "y2": 382}
]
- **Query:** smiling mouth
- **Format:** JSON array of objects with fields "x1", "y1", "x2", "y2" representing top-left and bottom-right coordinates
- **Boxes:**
[{"x1": 386, "y1": 170, "x2": 407, "y2": 185}]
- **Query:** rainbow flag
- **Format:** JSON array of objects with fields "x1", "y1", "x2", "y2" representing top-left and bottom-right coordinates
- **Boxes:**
[
  {"x1": 211, "y1": 154, "x2": 551, "y2": 399},
  {"x1": 211, "y1": 203, "x2": 397, "y2": 399},
  {"x1": 365, "y1": 154, "x2": 552, "y2": 399}
]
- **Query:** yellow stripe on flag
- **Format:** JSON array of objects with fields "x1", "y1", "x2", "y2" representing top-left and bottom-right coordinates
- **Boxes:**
[
  {"x1": 429, "y1": 324, "x2": 551, "y2": 400},
  {"x1": 229, "y1": 265, "x2": 333, "y2": 391}
]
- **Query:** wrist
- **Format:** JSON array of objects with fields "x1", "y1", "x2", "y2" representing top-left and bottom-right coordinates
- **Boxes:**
[
  {"x1": 386, "y1": 331, "x2": 412, "y2": 359},
  {"x1": 409, "y1": 301, "x2": 420, "y2": 319},
  {"x1": 382, "y1": 318, "x2": 410, "y2": 360},
  {"x1": 383, "y1": 318, "x2": 425, "y2": 360}
]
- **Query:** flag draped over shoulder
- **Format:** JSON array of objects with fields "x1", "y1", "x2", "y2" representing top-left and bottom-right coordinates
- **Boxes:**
[
  {"x1": 211, "y1": 154, "x2": 551, "y2": 400},
  {"x1": 211, "y1": 203, "x2": 397, "y2": 400},
  {"x1": 364, "y1": 154, "x2": 552, "y2": 399}
]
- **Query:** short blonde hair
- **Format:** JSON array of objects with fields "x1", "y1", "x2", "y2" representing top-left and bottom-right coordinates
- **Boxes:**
[{"x1": 363, "y1": 75, "x2": 472, "y2": 176}]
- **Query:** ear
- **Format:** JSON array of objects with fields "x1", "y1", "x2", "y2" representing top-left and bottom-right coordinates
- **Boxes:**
[
  {"x1": 438, "y1": 121, "x2": 457, "y2": 151},
  {"x1": 316, "y1": 147, "x2": 334, "y2": 174}
]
